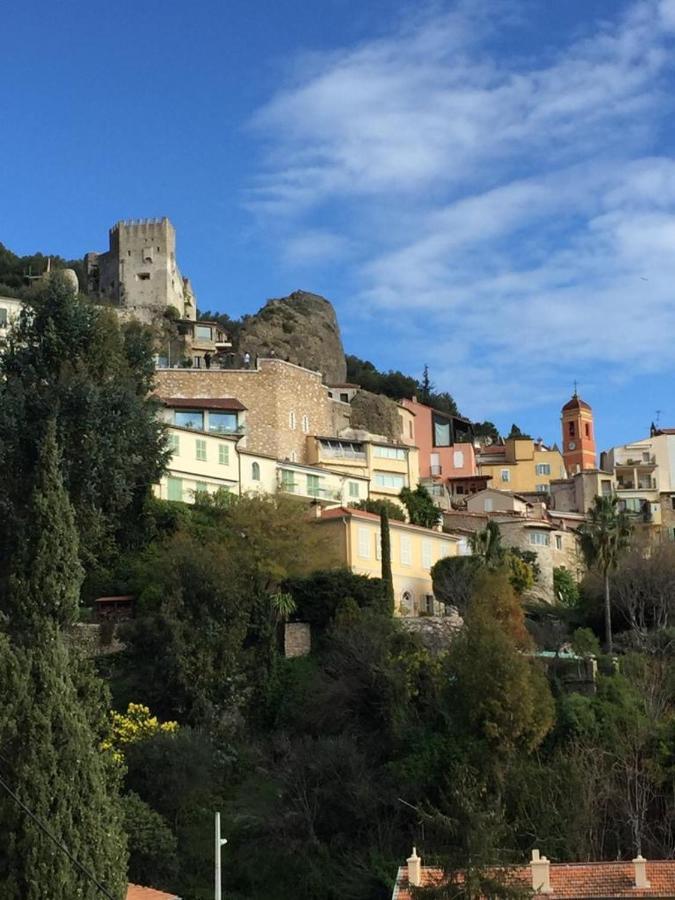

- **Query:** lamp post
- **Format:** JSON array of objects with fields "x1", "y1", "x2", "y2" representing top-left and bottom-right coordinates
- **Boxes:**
[{"x1": 215, "y1": 812, "x2": 227, "y2": 900}]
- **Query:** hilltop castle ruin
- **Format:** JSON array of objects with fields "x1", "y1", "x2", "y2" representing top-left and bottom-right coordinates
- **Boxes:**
[{"x1": 85, "y1": 218, "x2": 196, "y2": 324}]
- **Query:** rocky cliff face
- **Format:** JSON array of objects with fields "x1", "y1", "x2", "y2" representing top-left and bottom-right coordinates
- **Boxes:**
[
  {"x1": 349, "y1": 390, "x2": 402, "y2": 441},
  {"x1": 238, "y1": 290, "x2": 347, "y2": 384}
]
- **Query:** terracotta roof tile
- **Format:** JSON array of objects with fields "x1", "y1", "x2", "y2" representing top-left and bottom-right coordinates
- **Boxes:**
[
  {"x1": 159, "y1": 396, "x2": 246, "y2": 411},
  {"x1": 393, "y1": 861, "x2": 675, "y2": 899},
  {"x1": 126, "y1": 884, "x2": 179, "y2": 900}
]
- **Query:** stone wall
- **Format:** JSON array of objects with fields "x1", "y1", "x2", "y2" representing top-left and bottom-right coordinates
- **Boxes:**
[
  {"x1": 284, "y1": 622, "x2": 311, "y2": 658},
  {"x1": 155, "y1": 358, "x2": 351, "y2": 463},
  {"x1": 400, "y1": 614, "x2": 461, "y2": 655},
  {"x1": 69, "y1": 623, "x2": 125, "y2": 656}
]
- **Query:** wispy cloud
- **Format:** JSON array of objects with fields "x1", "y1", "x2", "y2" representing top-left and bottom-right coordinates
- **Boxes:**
[{"x1": 248, "y1": 0, "x2": 675, "y2": 418}]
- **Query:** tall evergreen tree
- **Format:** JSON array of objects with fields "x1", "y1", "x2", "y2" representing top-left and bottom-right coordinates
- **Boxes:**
[
  {"x1": 380, "y1": 508, "x2": 395, "y2": 613},
  {"x1": 0, "y1": 424, "x2": 127, "y2": 899},
  {"x1": 0, "y1": 272, "x2": 169, "y2": 575}
]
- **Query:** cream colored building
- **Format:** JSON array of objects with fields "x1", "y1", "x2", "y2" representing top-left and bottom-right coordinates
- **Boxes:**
[
  {"x1": 306, "y1": 431, "x2": 420, "y2": 511},
  {"x1": 476, "y1": 438, "x2": 566, "y2": 496},
  {"x1": 315, "y1": 506, "x2": 461, "y2": 616},
  {"x1": 0, "y1": 296, "x2": 23, "y2": 343}
]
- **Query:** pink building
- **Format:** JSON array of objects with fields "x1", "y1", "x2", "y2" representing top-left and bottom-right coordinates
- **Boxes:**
[{"x1": 400, "y1": 399, "x2": 484, "y2": 504}]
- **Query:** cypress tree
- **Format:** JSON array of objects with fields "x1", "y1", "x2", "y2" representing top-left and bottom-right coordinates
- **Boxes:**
[
  {"x1": 380, "y1": 509, "x2": 395, "y2": 614},
  {"x1": 0, "y1": 423, "x2": 127, "y2": 900}
]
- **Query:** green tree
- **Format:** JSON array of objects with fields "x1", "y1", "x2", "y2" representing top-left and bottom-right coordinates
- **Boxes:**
[
  {"x1": 351, "y1": 497, "x2": 406, "y2": 521},
  {"x1": 283, "y1": 569, "x2": 387, "y2": 631},
  {"x1": 506, "y1": 424, "x2": 532, "y2": 441},
  {"x1": 0, "y1": 273, "x2": 169, "y2": 574},
  {"x1": 122, "y1": 792, "x2": 178, "y2": 889},
  {"x1": 380, "y1": 508, "x2": 395, "y2": 613},
  {"x1": 0, "y1": 424, "x2": 127, "y2": 900},
  {"x1": 400, "y1": 484, "x2": 441, "y2": 529},
  {"x1": 554, "y1": 567, "x2": 580, "y2": 607},
  {"x1": 468, "y1": 521, "x2": 504, "y2": 566},
  {"x1": 421, "y1": 364, "x2": 433, "y2": 404},
  {"x1": 578, "y1": 496, "x2": 631, "y2": 653}
]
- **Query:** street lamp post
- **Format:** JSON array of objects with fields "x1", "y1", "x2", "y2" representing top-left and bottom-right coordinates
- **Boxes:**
[{"x1": 215, "y1": 811, "x2": 227, "y2": 900}]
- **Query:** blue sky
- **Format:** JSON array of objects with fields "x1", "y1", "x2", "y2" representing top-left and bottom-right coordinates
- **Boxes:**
[{"x1": 2, "y1": 0, "x2": 675, "y2": 450}]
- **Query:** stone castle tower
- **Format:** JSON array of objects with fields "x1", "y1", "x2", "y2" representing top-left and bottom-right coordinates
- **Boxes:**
[
  {"x1": 85, "y1": 218, "x2": 196, "y2": 323},
  {"x1": 561, "y1": 390, "x2": 596, "y2": 475}
]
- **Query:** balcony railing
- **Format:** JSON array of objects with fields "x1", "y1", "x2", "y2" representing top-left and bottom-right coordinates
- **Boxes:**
[
  {"x1": 320, "y1": 447, "x2": 366, "y2": 460},
  {"x1": 430, "y1": 464, "x2": 443, "y2": 476}
]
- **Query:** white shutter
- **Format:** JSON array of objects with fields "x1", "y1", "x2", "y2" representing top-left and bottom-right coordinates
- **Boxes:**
[
  {"x1": 453, "y1": 450, "x2": 464, "y2": 468},
  {"x1": 400, "y1": 534, "x2": 412, "y2": 566},
  {"x1": 358, "y1": 526, "x2": 371, "y2": 559},
  {"x1": 422, "y1": 539, "x2": 433, "y2": 570}
]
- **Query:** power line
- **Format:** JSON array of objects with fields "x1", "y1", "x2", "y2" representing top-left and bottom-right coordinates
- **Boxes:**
[{"x1": 0, "y1": 768, "x2": 118, "y2": 900}]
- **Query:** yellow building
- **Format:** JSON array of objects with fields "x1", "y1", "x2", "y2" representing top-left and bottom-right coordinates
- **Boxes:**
[
  {"x1": 476, "y1": 438, "x2": 566, "y2": 496},
  {"x1": 314, "y1": 506, "x2": 461, "y2": 616},
  {"x1": 306, "y1": 433, "x2": 420, "y2": 510}
]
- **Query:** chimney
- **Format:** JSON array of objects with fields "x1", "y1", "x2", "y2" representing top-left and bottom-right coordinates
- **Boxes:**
[
  {"x1": 531, "y1": 849, "x2": 552, "y2": 894},
  {"x1": 633, "y1": 855, "x2": 651, "y2": 889},
  {"x1": 407, "y1": 847, "x2": 421, "y2": 887}
]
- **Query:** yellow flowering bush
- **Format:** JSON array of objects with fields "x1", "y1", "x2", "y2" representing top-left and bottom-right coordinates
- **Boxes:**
[{"x1": 101, "y1": 703, "x2": 179, "y2": 763}]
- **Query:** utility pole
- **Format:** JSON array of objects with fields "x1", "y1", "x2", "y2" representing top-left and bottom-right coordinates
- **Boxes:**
[{"x1": 215, "y1": 811, "x2": 227, "y2": 900}]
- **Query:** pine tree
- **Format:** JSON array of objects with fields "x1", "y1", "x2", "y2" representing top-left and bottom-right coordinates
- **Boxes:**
[
  {"x1": 0, "y1": 423, "x2": 127, "y2": 900},
  {"x1": 380, "y1": 509, "x2": 395, "y2": 614}
]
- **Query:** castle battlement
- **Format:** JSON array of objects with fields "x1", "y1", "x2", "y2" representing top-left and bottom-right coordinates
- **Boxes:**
[{"x1": 110, "y1": 217, "x2": 171, "y2": 236}]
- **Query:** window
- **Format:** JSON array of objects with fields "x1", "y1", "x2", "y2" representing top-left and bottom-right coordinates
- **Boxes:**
[
  {"x1": 535, "y1": 463, "x2": 551, "y2": 475},
  {"x1": 195, "y1": 481, "x2": 208, "y2": 494},
  {"x1": 168, "y1": 433, "x2": 179, "y2": 455},
  {"x1": 290, "y1": 451, "x2": 297, "y2": 463},
  {"x1": 568, "y1": 421, "x2": 576, "y2": 437},
  {"x1": 307, "y1": 474, "x2": 320, "y2": 497},
  {"x1": 433, "y1": 414, "x2": 451, "y2": 447},
  {"x1": 348, "y1": 481, "x2": 360, "y2": 499},
  {"x1": 374, "y1": 445, "x2": 406, "y2": 460},
  {"x1": 529, "y1": 531, "x2": 550, "y2": 546},
  {"x1": 671, "y1": 496, "x2": 675, "y2": 511},
  {"x1": 669, "y1": 527, "x2": 675, "y2": 542},
  {"x1": 555, "y1": 535, "x2": 563, "y2": 550},
  {"x1": 137, "y1": 272, "x2": 151, "y2": 281},
  {"x1": 585, "y1": 423, "x2": 591, "y2": 438},
  {"x1": 602, "y1": 480, "x2": 613, "y2": 496},
  {"x1": 536, "y1": 483, "x2": 550, "y2": 493},
  {"x1": 453, "y1": 450, "x2": 464, "y2": 469},
  {"x1": 175, "y1": 410, "x2": 204, "y2": 430},
  {"x1": 375, "y1": 531, "x2": 382, "y2": 560},
  {"x1": 400, "y1": 591, "x2": 413, "y2": 615},
  {"x1": 501, "y1": 469, "x2": 511, "y2": 482},
  {"x1": 196, "y1": 439, "x2": 207, "y2": 461},
  {"x1": 340, "y1": 393, "x2": 349, "y2": 402},
  {"x1": 195, "y1": 324, "x2": 212, "y2": 341},
  {"x1": 289, "y1": 411, "x2": 296, "y2": 430},
  {"x1": 167, "y1": 477, "x2": 183, "y2": 502},
  {"x1": 422, "y1": 539, "x2": 433, "y2": 570},
  {"x1": 143, "y1": 247, "x2": 153, "y2": 263},
  {"x1": 374, "y1": 472, "x2": 406, "y2": 489},
  {"x1": 219, "y1": 444, "x2": 230, "y2": 465},
  {"x1": 425, "y1": 594, "x2": 435, "y2": 614},
  {"x1": 280, "y1": 469, "x2": 295, "y2": 492},
  {"x1": 251, "y1": 461, "x2": 261, "y2": 481},
  {"x1": 302, "y1": 415, "x2": 309, "y2": 434},
  {"x1": 409, "y1": 420, "x2": 413, "y2": 439},
  {"x1": 400, "y1": 534, "x2": 412, "y2": 566},
  {"x1": 209, "y1": 412, "x2": 238, "y2": 433},
  {"x1": 358, "y1": 526, "x2": 371, "y2": 559},
  {"x1": 0, "y1": 308, "x2": 7, "y2": 327}
]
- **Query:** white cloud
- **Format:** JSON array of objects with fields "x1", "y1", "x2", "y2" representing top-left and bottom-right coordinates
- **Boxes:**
[{"x1": 248, "y1": 0, "x2": 675, "y2": 417}]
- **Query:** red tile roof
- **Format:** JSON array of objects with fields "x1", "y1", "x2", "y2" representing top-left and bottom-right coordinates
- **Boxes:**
[
  {"x1": 159, "y1": 397, "x2": 246, "y2": 411},
  {"x1": 562, "y1": 394, "x2": 592, "y2": 412},
  {"x1": 393, "y1": 861, "x2": 675, "y2": 899},
  {"x1": 126, "y1": 885, "x2": 179, "y2": 900}
]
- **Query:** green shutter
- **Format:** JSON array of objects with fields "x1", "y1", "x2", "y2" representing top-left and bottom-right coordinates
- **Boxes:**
[
  {"x1": 196, "y1": 439, "x2": 207, "y2": 461},
  {"x1": 167, "y1": 477, "x2": 183, "y2": 502},
  {"x1": 349, "y1": 481, "x2": 359, "y2": 498},
  {"x1": 219, "y1": 444, "x2": 229, "y2": 465}
]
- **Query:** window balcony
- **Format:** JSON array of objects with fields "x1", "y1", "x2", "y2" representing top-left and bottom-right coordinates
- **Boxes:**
[{"x1": 430, "y1": 464, "x2": 443, "y2": 476}]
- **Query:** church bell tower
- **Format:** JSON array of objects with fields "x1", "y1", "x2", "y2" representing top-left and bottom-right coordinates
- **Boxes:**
[{"x1": 561, "y1": 389, "x2": 596, "y2": 475}]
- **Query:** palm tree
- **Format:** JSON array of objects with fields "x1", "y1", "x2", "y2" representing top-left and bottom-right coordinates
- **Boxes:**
[{"x1": 578, "y1": 495, "x2": 631, "y2": 654}]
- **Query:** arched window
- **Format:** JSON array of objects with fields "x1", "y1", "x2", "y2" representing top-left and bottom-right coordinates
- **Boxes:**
[
  {"x1": 251, "y1": 461, "x2": 260, "y2": 481},
  {"x1": 302, "y1": 415, "x2": 309, "y2": 433},
  {"x1": 289, "y1": 411, "x2": 296, "y2": 430},
  {"x1": 400, "y1": 591, "x2": 413, "y2": 615}
]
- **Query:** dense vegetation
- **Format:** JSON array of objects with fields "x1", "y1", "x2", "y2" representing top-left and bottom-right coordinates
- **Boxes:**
[
  {"x1": 0, "y1": 274, "x2": 673, "y2": 900},
  {"x1": 0, "y1": 241, "x2": 86, "y2": 298}
]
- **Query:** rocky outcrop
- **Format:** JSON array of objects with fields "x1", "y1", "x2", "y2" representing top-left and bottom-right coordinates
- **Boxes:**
[
  {"x1": 349, "y1": 389, "x2": 402, "y2": 441},
  {"x1": 399, "y1": 615, "x2": 462, "y2": 655},
  {"x1": 238, "y1": 290, "x2": 347, "y2": 383}
]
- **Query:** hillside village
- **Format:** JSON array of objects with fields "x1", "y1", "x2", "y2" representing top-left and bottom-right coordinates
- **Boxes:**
[{"x1": 0, "y1": 220, "x2": 674, "y2": 900}]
